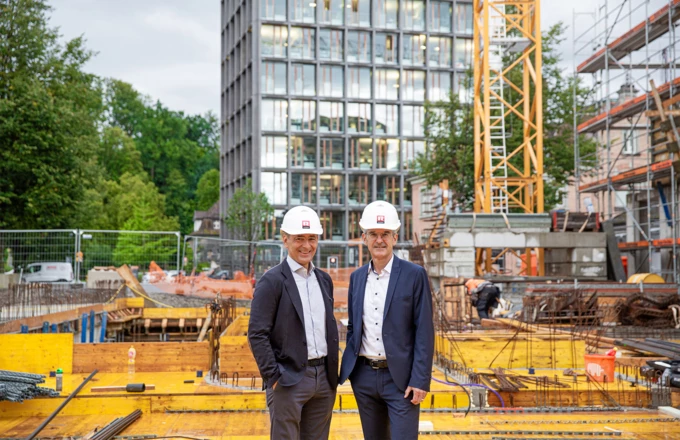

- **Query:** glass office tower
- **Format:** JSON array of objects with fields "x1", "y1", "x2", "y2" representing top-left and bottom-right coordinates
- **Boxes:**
[{"x1": 220, "y1": 0, "x2": 473, "y2": 267}]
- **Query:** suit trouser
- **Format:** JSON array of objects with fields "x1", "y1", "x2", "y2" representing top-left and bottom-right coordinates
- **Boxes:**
[
  {"x1": 265, "y1": 364, "x2": 336, "y2": 440},
  {"x1": 350, "y1": 361, "x2": 420, "y2": 440}
]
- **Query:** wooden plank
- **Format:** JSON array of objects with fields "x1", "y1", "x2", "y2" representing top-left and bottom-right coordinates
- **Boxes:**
[
  {"x1": 143, "y1": 308, "x2": 208, "y2": 319},
  {"x1": 0, "y1": 334, "x2": 73, "y2": 374},
  {"x1": 72, "y1": 342, "x2": 210, "y2": 373}
]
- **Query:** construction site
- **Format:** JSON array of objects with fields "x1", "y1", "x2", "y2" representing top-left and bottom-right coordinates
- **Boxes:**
[{"x1": 2, "y1": 0, "x2": 680, "y2": 438}]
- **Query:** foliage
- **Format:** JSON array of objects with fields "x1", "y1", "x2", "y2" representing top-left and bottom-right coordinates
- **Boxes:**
[
  {"x1": 416, "y1": 22, "x2": 597, "y2": 211},
  {"x1": 417, "y1": 91, "x2": 474, "y2": 208},
  {"x1": 0, "y1": 0, "x2": 103, "y2": 228},
  {"x1": 195, "y1": 169, "x2": 220, "y2": 210},
  {"x1": 0, "y1": 1, "x2": 220, "y2": 233},
  {"x1": 224, "y1": 179, "x2": 274, "y2": 271}
]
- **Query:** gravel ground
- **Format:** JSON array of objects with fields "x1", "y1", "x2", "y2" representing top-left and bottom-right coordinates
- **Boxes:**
[{"x1": 136, "y1": 284, "x2": 214, "y2": 308}]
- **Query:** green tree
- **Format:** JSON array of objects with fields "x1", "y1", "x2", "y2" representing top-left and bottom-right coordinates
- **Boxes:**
[
  {"x1": 416, "y1": 22, "x2": 597, "y2": 210},
  {"x1": 97, "y1": 127, "x2": 144, "y2": 181},
  {"x1": 224, "y1": 179, "x2": 274, "y2": 272},
  {"x1": 0, "y1": 0, "x2": 103, "y2": 228},
  {"x1": 195, "y1": 169, "x2": 220, "y2": 210},
  {"x1": 416, "y1": 91, "x2": 474, "y2": 207}
]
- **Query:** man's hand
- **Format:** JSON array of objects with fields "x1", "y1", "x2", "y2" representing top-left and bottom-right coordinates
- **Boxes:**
[
  {"x1": 404, "y1": 386, "x2": 427, "y2": 405},
  {"x1": 272, "y1": 380, "x2": 278, "y2": 390}
]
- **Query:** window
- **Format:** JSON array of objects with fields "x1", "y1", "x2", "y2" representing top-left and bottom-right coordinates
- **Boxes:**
[
  {"x1": 455, "y1": 3, "x2": 473, "y2": 34},
  {"x1": 429, "y1": 36, "x2": 452, "y2": 67},
  {"x1": 319, "y1": 175, "x2": 344, "y2": 205},
  {"x1": 403, "y1": 211, "x2": 412, "y2": 239},
  {"x1": 347, "y1": 31, "x2": 371, "y2": 62},
  {"x1": 261, "y1": 25, "x2": 288, "y2": 57},
  {"x1": 319, "y1": 211, "x2": 345, "y2": 240},
  {"x1": 347, "y1": 0, "x2": 370, "y2": 26},
  {"x1": 375, "y1": 69, "x2": 400, "y2": 100},
  {"x1": 402, "y1": 70, "x2": 425, "y2": 101},
  {"x1": 454, "y1": 73, "x2": 471, "y2": 103},
  {"x1": 375, "y1": 33, "x2": 398, "y2": 64},
  {"x1": 291, "y1": 63, "x2": 316, "y2": 96},
  {"x1": 261, "y1": 0, "x2": 287, "y2": 20},
  {"x1": 376, "y1": 138, "x2": 399, "y2": 170},
  {"x1": 264, "y1": 209, "x2": 285, "y2": 240},
  {"x1": 375, "y1": 0, "x2": 398, "y2": 29},
  {"x1": 291, "y1": 173, "x2": 316, "y2": 204},
  {"x1": 290, "y1": 100, "x2": 316, "y2": 131},
  {"x1": 348, "y1": 211, "x2": 363, "y2": 238},
  {"x1": 454, "y1": 38, "x2": 473, "y2": 68},
  {"x1": 321, "y1": 0, "x2": 344, "y2": 24},
  {"x1": 261, "y1": 172, "x2": 287, "y2": 204},
  {"x1": 349, "y1": 138, "x2": 372, "y2": 169},
  {"x1": 419, "y1": 186, "x2": 433, "y2": 218},
  {"x1": 403, "y1": 140, "x2": 425, "y2": 170},
  {"x1": 290, "y1": 136, "x2": 316, "y2": 168},
  {"x1": 429, "y1": 1, "x2": 452, "y2": 32},
  {"x1": 347, "y1": 67, "x2": 371, "y2": 98},
  {"x1": 377, "y1": 175, "x2": 399, "y2": 203},
  {"x1": 403, "y1": 0, "x2": 425, "y2": 30},
  {"x1": 319, "y1": 101, "x2": 344, "y2": 132},
  {"x1": 375, "y1": 104, "x2": 399, "y2": 135},
  {"x1": 261, "y1": 62, "x2": 287, "y2": 94},
  {"x1": 320, "y1": 65, "x2": 344, "y2": 97},
  {"x1": 349, "y1": 175, "x2": 370, "y2": 205},
  {"x1": 290, "y1": 27, "x2": 315, "y2": 59},
  {"x1": 261, "y1": 99, "x2": 288, "y2": 131},
  {"x1": 319, "y1": 29, "x2": 344, "y2": 61},
  {"x1": 291, "y1": 0, "x2": 316, "y2": 23},
  {"x1": 403, "y1": 105, "x2": 424, "y2": 136},
  {"x1": 622, "y1": 131, "x2": 638, "y2": 154},
  {"x1": 320, "y1": 138, "x2": 344, "y2": 169},
  {"x1": 403, "y1": 34, "x2": 427, "y2": 66},
  {"x1": 429, "y1": 71, "x2": 452, "y2": 101},
  {"x1": 347, "y1": 102, "x2": 372, "y2": 133},
  {"x1": 261, "y1": 136, "x2": 287, "y2": 168}
]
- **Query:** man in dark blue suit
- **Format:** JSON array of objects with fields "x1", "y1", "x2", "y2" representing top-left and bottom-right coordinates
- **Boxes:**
[{"x1": 339, "y1": 201, "x2": 434, "y2": 440}]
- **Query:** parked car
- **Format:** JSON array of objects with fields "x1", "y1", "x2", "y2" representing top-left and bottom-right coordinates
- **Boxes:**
[
  {"x1": 22, "y1": 262, "x2": 74, "y2": 283},
  {"x1": 208, "y1": 269, "x2": 231, "y2": 280}
]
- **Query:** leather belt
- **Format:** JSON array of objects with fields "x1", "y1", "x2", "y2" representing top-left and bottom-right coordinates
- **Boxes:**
[
  {"x1": 361, "y1": 356, "x2": 388, "y2": 369},
  {"x1": 308, "y1": 357, "x2": 326, "y2": 367}
]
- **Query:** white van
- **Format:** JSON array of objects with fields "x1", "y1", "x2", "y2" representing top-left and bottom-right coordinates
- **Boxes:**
[{"x1": 22, "y1": 262, "x2": 74, "y2": 283}]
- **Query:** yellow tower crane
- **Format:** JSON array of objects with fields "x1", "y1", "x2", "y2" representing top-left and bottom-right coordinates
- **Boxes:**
[{"x1": 473, "y1": 0, "x2": 544, "y2": 275}]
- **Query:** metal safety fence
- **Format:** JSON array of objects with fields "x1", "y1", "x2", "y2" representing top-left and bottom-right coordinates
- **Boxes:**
[{"x1": 0, "y1": 229, "x2": 181, "y2": 282}]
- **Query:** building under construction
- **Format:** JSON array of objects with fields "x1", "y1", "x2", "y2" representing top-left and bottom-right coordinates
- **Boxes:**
[
  {"x1": 2, "y1": 0, "x2": 680, "y2": 438},
  {"x1": 573, "y1": 0, "x2": 680, "y2": 283}
]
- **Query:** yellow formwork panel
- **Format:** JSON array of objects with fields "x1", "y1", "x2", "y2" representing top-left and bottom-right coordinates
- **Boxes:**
[
  {"x1": 437, "y1": 335, "x2": 586, "y2": 369},
  {"x1": 142, "y1": 307, "x2": 208, "y2": 319},
  {"x1": 0, "y1": 333, "x2": 73, "y2": 374}
]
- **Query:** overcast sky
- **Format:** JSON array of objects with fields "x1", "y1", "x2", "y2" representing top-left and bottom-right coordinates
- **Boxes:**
[{"x1": 48, "y1": 0, "x2": 633, "y2": 117}]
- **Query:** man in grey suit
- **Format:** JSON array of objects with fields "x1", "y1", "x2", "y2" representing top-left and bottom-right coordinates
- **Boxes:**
[
  {"x1": 339, "y1": 201, "x2": 434, "y2": 440},
  {"x1": 248, "y1": 206, "x2": 339, "y2": 440}
]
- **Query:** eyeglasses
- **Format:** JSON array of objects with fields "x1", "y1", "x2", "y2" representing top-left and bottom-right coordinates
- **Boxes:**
[{"x1": 366, "y1": 231, "x2": 395, "y2": 241}]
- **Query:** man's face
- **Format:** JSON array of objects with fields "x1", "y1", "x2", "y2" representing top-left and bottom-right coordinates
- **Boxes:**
[
  {"x1": 362, "y1": 229, "x2": 397, "y2": 260},
  {"x1": 283, "y1": 233, "x2": 319, "y2": 267}
]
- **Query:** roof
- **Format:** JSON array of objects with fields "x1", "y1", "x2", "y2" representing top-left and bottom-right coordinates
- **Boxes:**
[{"x1": 193, "y1": 201, "x2": 219, "y2": 221}]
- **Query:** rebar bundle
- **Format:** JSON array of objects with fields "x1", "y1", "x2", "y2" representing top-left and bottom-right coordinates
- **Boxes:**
[
  {"x1": 90, "y1": 409, "x2": 142, "y2": 440},
  {"x1": 0, "y1": 369, "x2": 59, "y2": 402}
]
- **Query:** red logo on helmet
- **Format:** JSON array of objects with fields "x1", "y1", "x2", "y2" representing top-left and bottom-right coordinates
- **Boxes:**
[
  {"x1": 302, "y1": 220, "x2": 310, "y2": 229},
  {"x1": 377, "y1": 215, "x2": 385, "y2": 224}
]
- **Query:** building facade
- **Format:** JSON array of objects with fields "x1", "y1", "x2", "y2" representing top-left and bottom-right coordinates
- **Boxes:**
[{"x1": 220, "y1": 0, "x2": 473, "y2": 268}]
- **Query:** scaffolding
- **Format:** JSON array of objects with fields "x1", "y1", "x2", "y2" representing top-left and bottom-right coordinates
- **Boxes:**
[{"x1": 574, "y1": 0, "x2": 680, "y2": 283}]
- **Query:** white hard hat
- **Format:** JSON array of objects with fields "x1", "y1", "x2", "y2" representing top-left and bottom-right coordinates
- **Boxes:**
[
  {"x1": 280, "y1": 206, "x2": 323, "y2": 235},
  {"x1": 359, "y1": 201, "x2": 401, "y2": 231}
]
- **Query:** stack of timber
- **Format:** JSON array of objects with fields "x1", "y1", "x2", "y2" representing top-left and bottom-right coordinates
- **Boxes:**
[
  {"x1": 0, "y1": 370, "x2": 59, "y2": 402},
  {"x1": 551, "y1": 211, "x2": 601, "y2": 232}
]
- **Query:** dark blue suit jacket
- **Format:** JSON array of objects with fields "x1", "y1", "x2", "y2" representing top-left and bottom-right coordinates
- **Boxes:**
[{"x1": 339, "y1": 255, "x2": 434, "y2": 392}]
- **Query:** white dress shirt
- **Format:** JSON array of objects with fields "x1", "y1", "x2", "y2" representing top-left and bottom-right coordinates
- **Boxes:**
[
  {"x1": 359, "y1": 255, "x2": 394, "y2": 360},
  {"x1": 286, "y1": 256, "x2": 327, "y2": 359}
]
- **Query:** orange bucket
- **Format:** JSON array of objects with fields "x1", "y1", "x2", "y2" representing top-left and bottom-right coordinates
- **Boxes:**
[{"x1": 584, "y1": 354, "x2": 616, "y2": 382}]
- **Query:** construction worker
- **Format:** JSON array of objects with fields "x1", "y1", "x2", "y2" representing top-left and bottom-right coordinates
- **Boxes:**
[
  {"x1": 248, "y1": 206, "x2": 339, "y2": 440},
  {"x1": 465, "y1": 278, "x2": 501, "y2": 319},
  {"x1": 339, "y1": 201, "x2": 434, "y2": 440}
]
